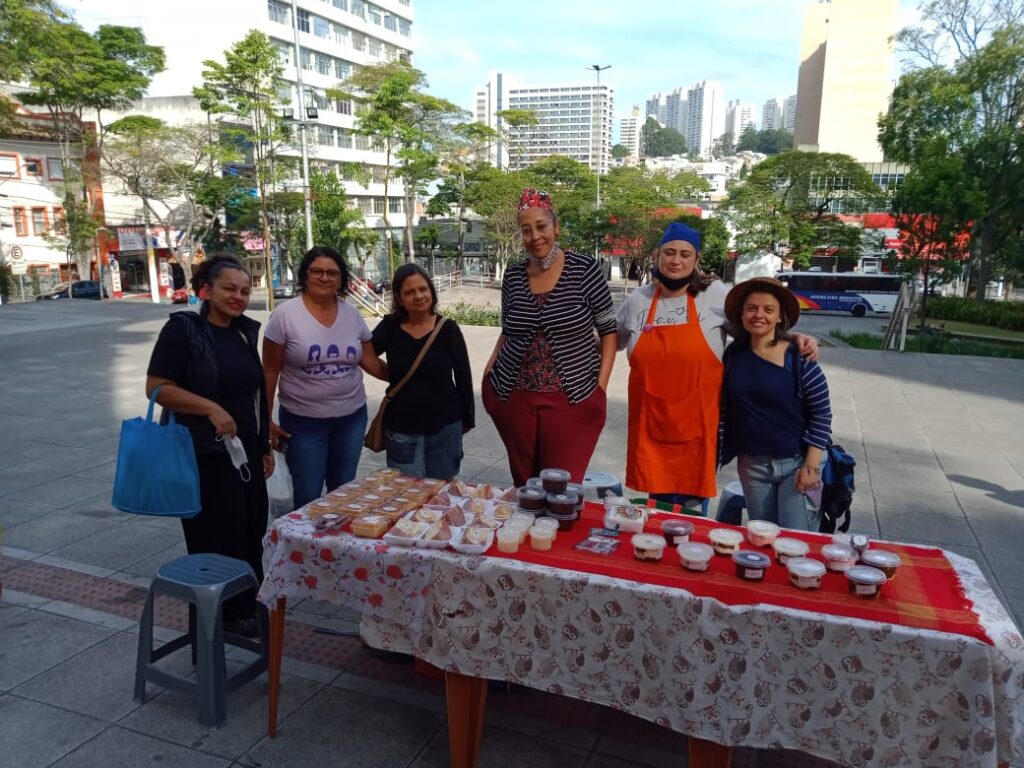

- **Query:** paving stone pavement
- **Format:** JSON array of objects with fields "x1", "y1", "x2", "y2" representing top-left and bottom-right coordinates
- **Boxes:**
[{"x1": 1, "y1": 298, "x2": 1022, "y2": 768}]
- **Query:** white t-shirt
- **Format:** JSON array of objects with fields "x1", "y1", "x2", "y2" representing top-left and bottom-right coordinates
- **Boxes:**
[
  {"x1": 615, "y1": 281, "x2": 730, "y2": 360},
  {"x1": 264, "y1": 297, "x2": 372, "y2": 418}
]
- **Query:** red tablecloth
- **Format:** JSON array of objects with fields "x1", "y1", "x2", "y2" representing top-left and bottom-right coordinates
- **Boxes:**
[{"x1": 488, "y1": 503, "x2": 991, "y2": 644}]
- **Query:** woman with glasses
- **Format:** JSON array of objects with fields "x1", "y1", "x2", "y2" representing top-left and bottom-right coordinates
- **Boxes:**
[{"x1": 263, "y1": 246, "x2": 388, "y2": 508}]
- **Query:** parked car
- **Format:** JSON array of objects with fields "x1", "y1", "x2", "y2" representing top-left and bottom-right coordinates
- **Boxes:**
[
  {"x1": 272, "y1": 283, "x2": 295, "y2": 299},
  {"x1": 171, "y1": 288, "x2": 190, "y2": 304},
  {"x1": 35, "y1": 281, "x2": 107, "y2": 300}
]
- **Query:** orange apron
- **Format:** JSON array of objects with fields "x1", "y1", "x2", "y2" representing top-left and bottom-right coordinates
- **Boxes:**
[{"x1": 626, "y1": 286, "x2": 724, "y2": 497}]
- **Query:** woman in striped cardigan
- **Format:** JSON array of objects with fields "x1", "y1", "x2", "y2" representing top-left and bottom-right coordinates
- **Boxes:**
[
  {"x1": 482, "y1": 189, "x2": 617, "y2": 486},
  {"x1": 720, "y1": 278, "x2": 832, "y2": 531}
]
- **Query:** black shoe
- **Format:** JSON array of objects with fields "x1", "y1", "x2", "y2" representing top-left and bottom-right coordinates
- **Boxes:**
[{"x1": 224, "y1": 616, "x2": 260, "y2": 638}]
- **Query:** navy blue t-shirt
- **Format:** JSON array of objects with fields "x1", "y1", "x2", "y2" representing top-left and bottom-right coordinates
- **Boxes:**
[{"x1": 724, "y1": 346, "x2": 805, "y2": 458}]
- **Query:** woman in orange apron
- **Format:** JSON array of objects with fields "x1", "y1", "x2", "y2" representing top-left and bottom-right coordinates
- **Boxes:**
[
  {"x1": 616, "y1": 223, "x2": 818, "y2": 512},
  {"x1": 617, "y1": 223, "x2": 728, "y2": 510}
]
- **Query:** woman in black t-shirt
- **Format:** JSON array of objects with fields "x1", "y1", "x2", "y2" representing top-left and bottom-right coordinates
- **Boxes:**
[
  {"x1": 371, "y1": 263, "x2": 474, "y2": 479},
  {"x1": 146, "y1": 255, "x2": 271, "y2": 637}
]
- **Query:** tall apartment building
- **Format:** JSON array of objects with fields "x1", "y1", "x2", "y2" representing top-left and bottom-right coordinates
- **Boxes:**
[
  {"x1": 685, "y1": 80, "x2": 725, "y2": 159},
  {"x1": 662, "y1": 88, "x2": 689, "y2": 136},
  {"x1": 473, "y1": 73, "x2": 614, "y2": 174},
  {"x1": 619, "y1": 106, "x2": 642, "y2": 158},
  {"x1": 725, "y1": 100, "x2": 756, "y2": 140},
  {"x1": 783, "y1": 94, "x2": 798, "y2": 131},
  {"x1": 762, "y1": 97, "x2": 784, "y2": 131},
  {"x1": 645, "y1": 94, "x2": 665, "y2": 124},
  {"x1": 794, "y1": 0, "x2": 899, "y2": 161},
  {"x1": 96, "y1": 0, "x2": 416, "y2": 234}
]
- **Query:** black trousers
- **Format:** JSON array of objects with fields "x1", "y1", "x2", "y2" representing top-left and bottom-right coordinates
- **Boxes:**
[{"x1": 181, "y1": 450, "x2": 268, "y2": 620}]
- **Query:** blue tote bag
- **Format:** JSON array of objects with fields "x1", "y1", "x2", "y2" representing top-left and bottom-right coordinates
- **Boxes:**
[{"x1": 112, "y1": 385, "x2": 202, "y2": 517}]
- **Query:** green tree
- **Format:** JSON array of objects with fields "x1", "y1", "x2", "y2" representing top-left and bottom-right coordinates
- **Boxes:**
[
  {"x1": 736, "y1": 126, "x2": 794, "y2": 155},
  {"x1": 891, "y1": 153, "x2": 983, "y2": 328},
  {"x1": 0, "y1": 0, "x2": 65, "y2": 134},
  {"x1": 333, "y1": 61, "x2": 465, "y2": 272},
  {"x1": 712, "y1": 132, "x2": 735, "y2": 159},
  {"x1": 724, "y1": 151, "x2": 885, "y2": 268},
  {"x1": 432, "y1": 121, "x2": 498, "y2": 265},
  {"x1": 640, "y1": 117, "x2": 687, "y2": 157},
  {"x1": 611, "y1": 143, "x2": 629, "y2": 160},
  {"x1": 463, "y1": 165, "x2": 531, "y2": 280},
  {"x1": 309, "y1": 169, "x2": 363, "y2": 257},
  {"x1": 194, "y1": 30, "x2": 286, "y2": 308},
  {"x1": 880, "y1": 14, "x2": 1024, "y2": 300},
  {"x1": 495, "y1": 108, "x2": 540, "y2": 170}
]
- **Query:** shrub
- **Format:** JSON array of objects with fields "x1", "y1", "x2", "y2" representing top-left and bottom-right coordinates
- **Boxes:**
[
  {"x1": 831, "y1": 328, "x2": 1024, "y2": 359},
  {"x1": 924, "y1": 297, "x2": 1024, "y2": 331},
  {"x1": 0, "y1": 262, "x2": 12, "y2": 301},
  {"x1": 442, "y1": 300, "x2": 500, "y2": 327}
]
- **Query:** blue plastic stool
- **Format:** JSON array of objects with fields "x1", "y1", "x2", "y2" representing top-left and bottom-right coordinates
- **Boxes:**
[
  {"x1": 715, "y1": 481, "x2": 746, "y2": 525},
  {"x1": 582, "y1": 470, "x2": 624, "y2": 500},
  {"x1": 134, "y1": 553, "x2": 268, "y2": 727}
]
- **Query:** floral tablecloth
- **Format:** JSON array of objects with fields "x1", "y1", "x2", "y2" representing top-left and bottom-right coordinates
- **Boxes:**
[{"x1": 259, "y1": 513, "x2": 1024, "y2": 768}]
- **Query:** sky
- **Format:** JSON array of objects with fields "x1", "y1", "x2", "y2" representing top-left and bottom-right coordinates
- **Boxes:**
[{"x1": 70, "y1": 0, "x2": 923, "y2": 141}]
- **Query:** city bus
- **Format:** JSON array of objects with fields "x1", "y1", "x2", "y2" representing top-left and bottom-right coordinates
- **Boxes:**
[{"x1": 775, "y1": 271, "x2": 905, "y2": 316}]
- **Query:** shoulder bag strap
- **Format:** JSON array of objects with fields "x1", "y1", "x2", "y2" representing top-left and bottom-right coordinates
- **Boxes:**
[{"x1": 385, "y1": 316, "x2": 446, "y2": 402}]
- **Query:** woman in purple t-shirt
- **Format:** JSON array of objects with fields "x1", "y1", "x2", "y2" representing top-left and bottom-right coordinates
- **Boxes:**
[{"x1": 263, "y1": 247, "x2": 388, "y2": 508}]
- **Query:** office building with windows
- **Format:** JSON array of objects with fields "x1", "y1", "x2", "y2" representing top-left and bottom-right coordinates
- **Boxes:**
[
  {"x1": 783, "y1": 94, "x2": 798, "y2": 131},
  {"x1": 473, "y1": 73, "x2": 614, "y2": 174},
  {"x1": 762, "y1": 97, "x2": 784, "y2": 131},
  {"x1": 725, "y1": 100, "x2": 756, "y2": 141},
  {"x1": 685, "y1": 80, "x2": 725, "y2": 159},
  {"x1": 619, "y1": 106, "x2": 642, "y2": 159},
  {"x1": 795, "y1": 0, "x2": 899, "y2": 161}
]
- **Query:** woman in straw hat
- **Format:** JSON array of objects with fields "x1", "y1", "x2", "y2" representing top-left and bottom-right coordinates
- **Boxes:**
[{"x1": 720, "y1": 277, "x2": 832, "y2": 531}]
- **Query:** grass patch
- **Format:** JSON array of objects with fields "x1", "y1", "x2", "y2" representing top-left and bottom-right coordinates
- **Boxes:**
[
  {"x1": 442, "y1": 300, "x2": 500, "y2": 327},
  {"x1": 922, "y1": 317, "x2": 1024, "y2": 342},
  {"x1": 831, "y1": 329, "x2": 1024, "y2": 359}
]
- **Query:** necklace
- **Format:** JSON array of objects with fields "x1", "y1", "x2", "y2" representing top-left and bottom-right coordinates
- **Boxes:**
[{"x1": 527, "y1": 241, "x2": 559, "y2": 271}]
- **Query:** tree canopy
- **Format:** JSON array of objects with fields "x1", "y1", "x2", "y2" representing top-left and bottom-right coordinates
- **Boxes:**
[
  {"x1": 640, "y1": 117, "x2": 687, "y2": 157},
  {"x1": 736, "y1": 126, "x2": 794, "y2": 155}
]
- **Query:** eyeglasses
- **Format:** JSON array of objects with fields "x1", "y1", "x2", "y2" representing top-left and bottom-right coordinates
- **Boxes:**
[{"x1": 309, "y1": 267, "x2": 341, "y2": 280}]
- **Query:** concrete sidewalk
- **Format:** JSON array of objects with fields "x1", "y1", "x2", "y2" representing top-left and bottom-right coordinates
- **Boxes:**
[{"x1": 1, "y1": 299, "x2": 1022, "y2": 767}]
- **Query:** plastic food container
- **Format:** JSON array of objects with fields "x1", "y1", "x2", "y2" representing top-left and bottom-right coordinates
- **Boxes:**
[
  {"x1": 496, "y1": 527, "x2": 520, "y2": 553},
  {"x1": 678, "y1": 541, "x2": 715, "y2": 572},
  {"x1": 604, "y1": 495, "x2": 630, "y2": 510},
  {"x1": 546, "y1": 492, "x2": 578, "y2": 517},
  {"x1": 631, "y1": 533, "x2": 667, "y2": 562},
  {"x1": 746, "y1": 520, "x2": 781, "y2": 548},
  {"x1": 505, "y1": 520, "x2": 532, "y2": 544},
  {"x1": 822, "y1": 543, "x2": 859, "y2": 573},
  {"x1": 452, "y1": 527, "x2": 495, "y2": 555},
  {"x1": 539, "y1": 468, "x2": 571, "y2": 494},
  {"x1": 525, "y1": 477, "x2": 544, "y2": 490},
  {"x1": 661, "y1": 518, "x2": 695, "y2": 546},
  {"x1": 787, "y1": 557, "x2": 826, "y2": 589},
  {"x1": 546, "y1": 510, "x2": 578, "y2": 532},
  {"x1": 773, "y1": 537, "x2": 810, "y2": 564},
  {"x1": 529, "y1": 525, "x2": 555, "y2": 551},
  {"x1": 860, "y1": 549, "x2": 901, "y2": 580},
  {"x1": 604, "y1": 504, "x2": 646, "y2": 534},
  {"x1": 847, "y1": 565, "x2": 887, "y2": 598},
  {"x1": 532, "y1": 517, "x2": 559, "y2": 540},
  {"x1": 516, "y1": 486, "x2": 548, "y2": 512},
  {"x1": 709, "y1": 528, "x2": 744, "y2": 555},
  {"x1": 510, "y1": 511, "x2": 537, "y2": 528},
  {"x1": 566, "y1": 483, "x2": 585, "y2": 512},
  {"x1": 733, "y1": 550, "x2": 772, "y2": 581},
  {"x1": 307, "y1": 500, "x2": 334, "y2": 519}
]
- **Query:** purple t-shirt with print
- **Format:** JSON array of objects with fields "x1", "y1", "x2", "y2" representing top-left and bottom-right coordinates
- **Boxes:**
[{"x1": 264, "y1": 297, "x2": 371, "y2": 419}]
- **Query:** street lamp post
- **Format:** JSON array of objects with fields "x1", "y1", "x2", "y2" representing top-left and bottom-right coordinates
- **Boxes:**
[
  {"x1": 290, "y1": 0, "x2": 315, "y2": 255},
  {"x1": 587, "y1": 64, "x2": 611, "y2": 267}
]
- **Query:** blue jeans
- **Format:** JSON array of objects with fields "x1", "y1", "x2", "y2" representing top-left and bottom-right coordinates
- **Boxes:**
[
  {"x1": 280, "y1": 404, "x2": 368, "y2": 508},
  {"x1": 385, "y1": 419, "x2": 464, "y2": 479},
  {"x1": 737, "y1": 453, "x2": 823, "y2": 532}
]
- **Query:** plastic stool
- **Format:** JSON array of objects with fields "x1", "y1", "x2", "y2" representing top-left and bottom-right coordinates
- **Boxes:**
[
  {"x1": 715, "y1": 481, "x2": 746, "y2": 525},
  {"x1": 582, "y1": 470, "x2": 624, "y2": 500},
  {"x1": 134, "y1": 553, "x2": 268, "y2": 727}
]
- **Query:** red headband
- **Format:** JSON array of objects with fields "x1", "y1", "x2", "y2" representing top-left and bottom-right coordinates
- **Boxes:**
[{"x1": 518, "y1": 188, "x2": 554, "y2": 214}]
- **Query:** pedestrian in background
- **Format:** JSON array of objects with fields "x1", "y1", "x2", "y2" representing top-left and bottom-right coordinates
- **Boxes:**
[
  {"x1": 263, "y1": 246, "x2": 388, "y2": 509},
  {"x1": 145, "y1": 254, "x2": 271, "y2": 637},
  {"x1": 720, "y1": 278, "x2": 832, "y2": 531},
  {"x1": 371, "y1": 263, "x2": 474, "y2": 479},
  {"x1": 483, "y1": 188, "x2": 617, "y2": 486}
]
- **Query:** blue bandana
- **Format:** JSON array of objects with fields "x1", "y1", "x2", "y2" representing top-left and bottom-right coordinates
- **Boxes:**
[{"x1": 659, "y1": 222, "x2": 701, "y2": 252}]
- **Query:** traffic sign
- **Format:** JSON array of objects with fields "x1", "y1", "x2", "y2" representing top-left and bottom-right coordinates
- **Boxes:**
[
  {"x1": 11, "y1": 262, "x2": 27, "y2": 275},
  {"x1": 10, "y1": 246, "x2": 23, "y2": 260}
]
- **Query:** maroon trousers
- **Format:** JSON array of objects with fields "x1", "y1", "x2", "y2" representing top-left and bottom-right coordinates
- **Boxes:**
[{"x1": 483, "y1": 377, "x2": 607, "y2": 487}]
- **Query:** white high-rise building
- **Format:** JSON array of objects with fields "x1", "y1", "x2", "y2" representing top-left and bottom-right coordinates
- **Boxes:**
[
  {"x1": 725, "y1": 100, "x2": 756, "y2": 140},
  {"x1": 783, "y1": 94, "x2": 799, "y2": 131},
  {"x1": 619, "y1": 106, "x2": 642, "y2": 158},
  {"x1": 662, "y1": 88, "x2": 689, "y2": 136},
  {"x1": 93, "y1": 0, "x2": 416, "y2": 236},
  {"x1": 685, "y1": 80, "x2": 726, "y2": 159},
  {"x1": 645, "y1": 94, "x2": 665, "y2": 124},
  {"x1": 474, "y1": 73, "x2": 615, "y2": 174},
  {"x1": 762, "y1": 97, "x2": 784, "y2": 131}
]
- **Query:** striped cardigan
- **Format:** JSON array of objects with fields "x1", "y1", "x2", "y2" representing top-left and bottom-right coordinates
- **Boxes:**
[{"x1": 489, "y1": 251, "x2": 616, "y2": 404}]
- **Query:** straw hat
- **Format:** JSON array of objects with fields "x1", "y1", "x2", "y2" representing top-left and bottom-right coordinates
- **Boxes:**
[{"x1": 724, "y1": 277, "x2": 801, "y2": 330}]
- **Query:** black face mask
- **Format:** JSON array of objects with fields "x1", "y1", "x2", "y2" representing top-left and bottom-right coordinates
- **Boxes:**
[{"x1": 652, "y1": 267, "x2": 692, "y2": 292}]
